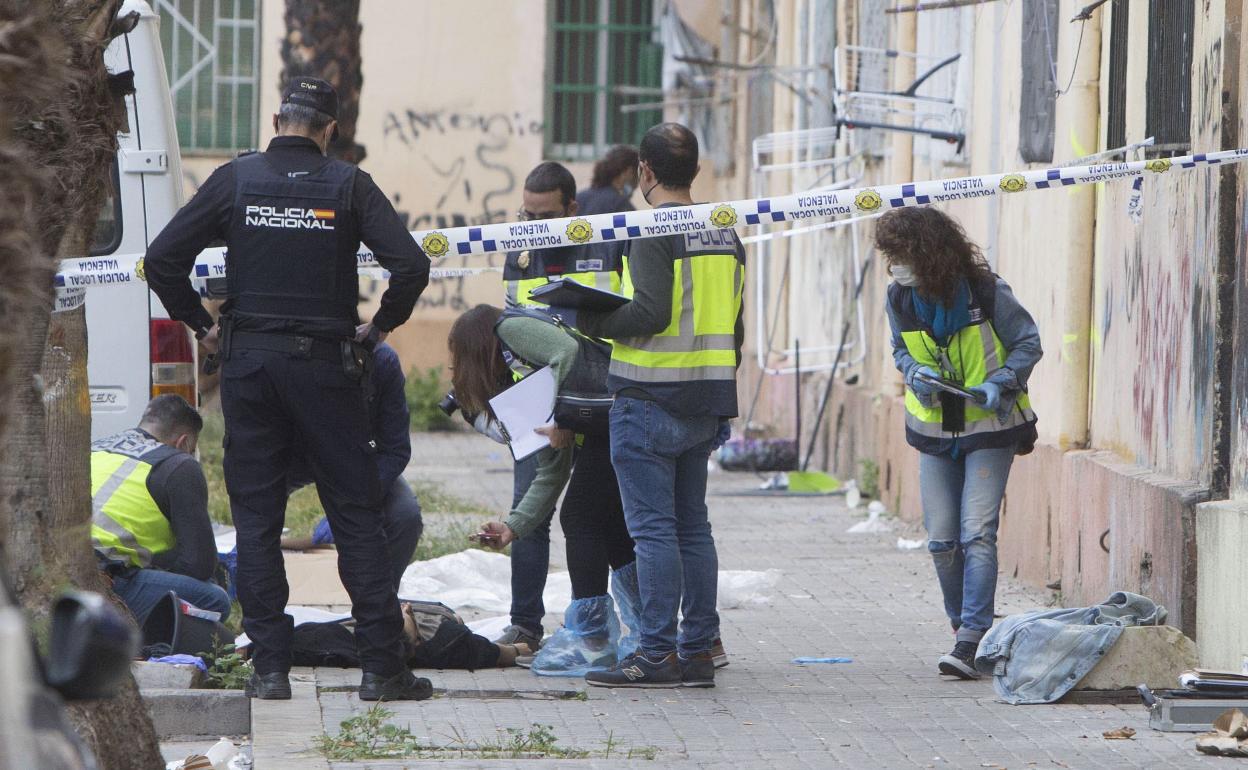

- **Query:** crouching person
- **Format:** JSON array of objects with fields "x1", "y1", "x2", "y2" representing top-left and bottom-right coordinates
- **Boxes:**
[{"x1": 91, "y1": 395, "x2": 230, "y2": 625}]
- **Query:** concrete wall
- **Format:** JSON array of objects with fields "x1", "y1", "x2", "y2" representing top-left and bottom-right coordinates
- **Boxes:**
[{"x1": 713, "y1": 0, "x2": 1244, "y2": 653}]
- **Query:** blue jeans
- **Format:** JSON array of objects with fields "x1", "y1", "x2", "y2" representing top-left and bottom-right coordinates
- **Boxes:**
[
  {"x1": 609, "y1": 396, "x2": 720, "y2": 658},
  {"x1": 112, "y1": 568, "x2": 232, "y2": 627},
  {"x1": 919, "y1": 446, "x2": 1015, "y2": 644},
  {"x1": 510, "y1": 453, "x2": 554, "y2": 633}
]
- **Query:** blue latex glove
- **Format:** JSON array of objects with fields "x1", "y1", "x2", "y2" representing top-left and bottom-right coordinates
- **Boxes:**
[
  {"x1": 970, "y1": 382, "x2": 1001, "y2": 410},
  {"x1": 907, "y1": 366, "x2": 940, "y2": 397}
]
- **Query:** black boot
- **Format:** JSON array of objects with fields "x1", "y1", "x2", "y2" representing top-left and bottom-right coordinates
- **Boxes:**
[
  {"x1": 359, "y1": 670, "x2": 434, "y2": 702},
  {"x1": 245, "y1": 671, "x2": 292, "y2": 700}
]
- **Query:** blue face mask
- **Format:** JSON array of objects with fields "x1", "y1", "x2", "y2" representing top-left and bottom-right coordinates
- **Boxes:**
[
  {"x1": 619, "y1": 183, "x2": 635, "y2": 199},
  {"x1": 890, "y1": 264, "x2": 919, "y2": 287}
]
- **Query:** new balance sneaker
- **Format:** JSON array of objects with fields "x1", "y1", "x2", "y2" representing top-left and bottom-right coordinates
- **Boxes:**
[
  {"x1": 493, "y1": 624, "x2": 544, "y2": 651},
  {"x1": 710, "y1": 638, "x2": 729, "y2": 669},
  {"x1": 937, "y1": 641, "x2": 980, "y2": 680},
  {"x1": 678, "y1": 652, "x2": 716, "y2": 688},
  {"x1": 585, "y1": 652, "x2": 682, "y2": 688}
]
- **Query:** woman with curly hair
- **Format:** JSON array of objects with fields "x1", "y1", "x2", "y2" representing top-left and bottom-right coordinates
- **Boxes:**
[{"x1": 879, "y1": 207, "x2": 1042, "y2": 679}]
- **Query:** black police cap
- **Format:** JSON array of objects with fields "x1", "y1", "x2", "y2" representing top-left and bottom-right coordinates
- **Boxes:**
[{"x1": 282, "y1": 77, "x2": 339, "y2": 142}]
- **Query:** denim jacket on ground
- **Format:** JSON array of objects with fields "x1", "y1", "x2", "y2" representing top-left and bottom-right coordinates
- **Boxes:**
[{"x1": 974, "y1": 592, "x2": 1166, "y2": 704}]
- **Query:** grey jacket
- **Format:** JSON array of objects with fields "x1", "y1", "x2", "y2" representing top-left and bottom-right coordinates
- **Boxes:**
[{"x1": 975, "y1": 592, "x2": 1166, "y2": 704}]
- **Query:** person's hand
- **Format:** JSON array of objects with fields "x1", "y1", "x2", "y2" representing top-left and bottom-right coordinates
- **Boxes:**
[
  {"x1": 536, "y1": 425, "x2": 575, "y2": 449},
  {"x1": 472, "y1": 521, "x2": 515, "y2": 549},
  {"x1": 907, "y1": 366, "x2": 940, "y2": 397},
  {"x1": 970, "y1": 382, "x2": 1001, "y2": 410},
  {"x1": 355, "y1": 322, "x2": 388, "y2": 348},
  {"x1": 199, "y1": 325, "x2": 220, "y2": 355}
]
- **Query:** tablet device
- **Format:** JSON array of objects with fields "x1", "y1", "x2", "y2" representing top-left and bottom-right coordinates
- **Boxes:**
[
  {"x1": 913, "y1": 371, "x2": 988, "y2": 404},
  {"x1": 528, "y1": 279, "x2": 629, "y2": 311}
]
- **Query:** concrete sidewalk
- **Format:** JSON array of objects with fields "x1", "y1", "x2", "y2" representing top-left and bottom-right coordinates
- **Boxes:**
[{"x1": 252, "y1": 432, "x2": 1218, "y2": 769}]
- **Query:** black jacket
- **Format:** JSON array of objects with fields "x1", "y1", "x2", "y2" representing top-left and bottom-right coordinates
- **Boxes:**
[{"x1": 146, "y1": 136, "x2": 430, "y2": 338}]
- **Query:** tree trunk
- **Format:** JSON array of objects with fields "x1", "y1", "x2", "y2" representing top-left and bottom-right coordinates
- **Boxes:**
[
  {"x1": 281, "y1": 0, "x2": 366, "y2": 163},
  {"x1": 0, "y1": 2, "x2": 165, "y2": 768}
]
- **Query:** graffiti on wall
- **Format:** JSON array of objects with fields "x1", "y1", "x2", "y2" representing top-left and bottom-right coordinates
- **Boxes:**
[{"x1": 381, "y1": 105, "x2": 544, "y2": 311}]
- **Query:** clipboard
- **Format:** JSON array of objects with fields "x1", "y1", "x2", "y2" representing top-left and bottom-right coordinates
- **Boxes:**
[
  {"x1": 487, "y1": 366, "x2": 557, "y2": 460},
  {"x1": 913, "y1": 371, "x2": 988, "y2": 404},
  {"x1": 528, "y1": 279, "x2": 629, "y2": 311}
]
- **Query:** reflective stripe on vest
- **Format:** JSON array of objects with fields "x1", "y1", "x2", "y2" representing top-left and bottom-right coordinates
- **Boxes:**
[
  {"x1": 90, "y1": 451, "x2": 176, "y2": 568},
  {"x1": 608, "y1": 252, "x2": 743, "y2": 384},
  {"x1": 505, "y1": 268, "x2": 621, "y2": 308},
  {"x1": 900, "y1": 320, "x2": 1035, "y2": 439}
]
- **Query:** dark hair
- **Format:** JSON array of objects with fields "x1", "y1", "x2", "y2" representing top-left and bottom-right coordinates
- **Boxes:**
[
  {"x1": 591, "y1": 145, "x2": 639, "y2": 189},
  {"x1": 639, "y1": 123, "x2": 698, "y2": 188},
  {"x1": 874, "y1": 207, "x2": 994, "y2": 306},
  {"x1": 524, "y1": 161, "x2": 577, "y2": 206},
  {"x1": 139, "y1": 394, "x2": 203, "y2": 439},
  {"x1": 276, "y1": 102, "x2": 333, "y2": 135},
  {"x1": 447, "y1": 304, "x2": 510, "y2": 417}
]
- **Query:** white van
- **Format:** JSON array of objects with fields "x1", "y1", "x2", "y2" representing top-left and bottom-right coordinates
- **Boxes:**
[{"x1": 88, "y1": 0, "x2": 196, "y2": 440}]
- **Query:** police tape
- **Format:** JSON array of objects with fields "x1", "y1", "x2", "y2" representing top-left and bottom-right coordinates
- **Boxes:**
[
  {"x1": 53, "y1": 147, "x2": 1248, "y2": 313},
  {"x1": 52, "y1": 254, "x2": 503, "y2": 312}
]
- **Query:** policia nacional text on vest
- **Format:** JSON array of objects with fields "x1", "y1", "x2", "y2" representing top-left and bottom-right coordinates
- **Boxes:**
[
  {"x1": 889, "y1": 278, "x2": 1038, "y2": 455},
  {"x1": 91, "y1": 430, "x2": 181, "y2": 569},
  {"x1": 608, "y1": 228, "x2": 746, "y2": 417},
  {"x1": 227, "y1": 151, "x2": 359, "y2": 328},
  {"x1": 503, "y1": 242, "x2": 624, "y2": 308}
]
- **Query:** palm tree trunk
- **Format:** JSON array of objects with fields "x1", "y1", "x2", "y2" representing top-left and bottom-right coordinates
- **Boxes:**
[
  {"x1": 281, "y1": 0, "x2": 366, "y2": 163},
  {"x1": 0, "y1": 2, "x2": 165, "y2": 767}
]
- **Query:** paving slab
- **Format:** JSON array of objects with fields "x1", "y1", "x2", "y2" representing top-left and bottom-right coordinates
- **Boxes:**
[
  {"x1": 144, "y1": 688, "x2": 250, "y2": 739},
  {"x1": 247, "y1": 432, "x2": 1221, "y2": 768}
]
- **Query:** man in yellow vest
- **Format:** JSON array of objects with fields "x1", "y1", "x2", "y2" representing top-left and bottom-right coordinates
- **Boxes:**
[
  {"x1": 92, "y1": 395, "x2": 229, "y2": 625},
  {"x1": 578, "y1": 123, "x2": 745, "y2": 689},
  {"x1": 495, "y1": 161, "x2": 624, "y2": 651}
]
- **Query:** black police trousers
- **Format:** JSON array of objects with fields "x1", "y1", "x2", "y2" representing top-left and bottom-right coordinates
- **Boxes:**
[{"x1": 220, "y1": 346, "x2": 406, "y2": 677}]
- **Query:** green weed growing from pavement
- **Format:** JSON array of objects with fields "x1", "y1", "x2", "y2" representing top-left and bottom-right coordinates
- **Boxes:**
[
  {"x1": 201, "y1": 640, "x2": 251, "y2": 690},
  {"x1": 317, "y1": 706, "x2": 656, "y2": 761},
  {"x1": 858, "y1": 458, "x2": 880, "y2": 499},
  {"x1": 405, "y1": 366, "x2": 458, "y2": 432},
  {"x1": 199, "y1": 409, "x2": 491, "y2": 553}
]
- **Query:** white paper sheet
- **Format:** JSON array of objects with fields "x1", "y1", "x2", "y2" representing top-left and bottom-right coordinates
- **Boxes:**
[{"x1": 489, "y1": 365, "x2": 557, "y2": 460}]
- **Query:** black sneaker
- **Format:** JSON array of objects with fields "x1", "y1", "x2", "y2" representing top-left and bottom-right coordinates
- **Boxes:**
[
  {"x1": 245, "y1": 671, "x2": 292, "y2": 700},
  {"x1": 585, "y1": 652, "x2": 681, "y2": 688},
  {"x1": 493, "y1": 624, "x2": 544, "y2": 651},
  {"x1": 359, "y1": 670, "x2": 434, "y2": 701},
  {"x1": 678, "y1": 652, "x2": 715, "y2": 688},
  {"x1": 938, "y1": 640, "x2": 980, "y2": 680}
]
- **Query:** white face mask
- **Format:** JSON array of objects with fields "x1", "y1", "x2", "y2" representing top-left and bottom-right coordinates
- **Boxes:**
[{"x1": 890, "y1": 264, "x2": 919, "y2": 287}]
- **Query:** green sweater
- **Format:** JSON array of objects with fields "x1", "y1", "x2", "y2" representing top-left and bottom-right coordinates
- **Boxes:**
[{"x1": 495, "y1": 315, "x2": 579, "y2": 538}]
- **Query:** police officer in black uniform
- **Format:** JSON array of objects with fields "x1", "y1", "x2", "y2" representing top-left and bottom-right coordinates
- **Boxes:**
[{"x1": 146, "y1": 77, "x2": 432, "y2": 702}]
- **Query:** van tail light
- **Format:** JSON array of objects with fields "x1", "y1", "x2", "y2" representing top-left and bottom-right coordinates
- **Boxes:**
[{"x1": 150, "y1": 319, "x2": 196, "y2": 405}]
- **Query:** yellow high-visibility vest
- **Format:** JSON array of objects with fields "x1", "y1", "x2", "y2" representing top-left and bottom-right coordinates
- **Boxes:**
[{"x1": 90, "y1": 431, "x2": 177, "y2": 568}]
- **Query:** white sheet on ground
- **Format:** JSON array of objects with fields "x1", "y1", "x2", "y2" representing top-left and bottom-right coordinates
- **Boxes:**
[
  {"x1": 399, "y1": 550, "x2": 782, "y2": 615},
  {"x1": 237, "y1": 551, "x2": 786, "y2": 648}
]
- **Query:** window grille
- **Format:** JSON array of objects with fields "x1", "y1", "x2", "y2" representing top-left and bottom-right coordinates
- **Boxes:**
[
  {"x1": 1019, "y1": 0, "x2": 1058, "y2": 163},
  {"x1": 547, "y1": 0, "x2": 664, "y2": 162},
  {"x1": 1105, "y1": 0, "x2": 1129, "y2": 152},
  {"x1": 1145, "y1": 0, "x2": 1194, "y2": 157},
  {"x1": 156, "y1": 0, "x2": 260, "y2": 153}
]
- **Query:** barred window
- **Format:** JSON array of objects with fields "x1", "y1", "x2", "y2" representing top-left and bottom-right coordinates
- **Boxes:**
[
  {"x1": 156, "y1": 0, "x2": 260, "y2": 153},
  {"x1": 1145, "y1": 0, "x2": 1194, "y2": 157},
  {"x1": 1105, "y1": 0, "x2": 1129, "y2": 152},
  {"x1": 1019, "y1": 0, "x2": 1058, "y2": 163},
  {"x1": 547, "y1": 0, "x2": 664, "y2": 162}
]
